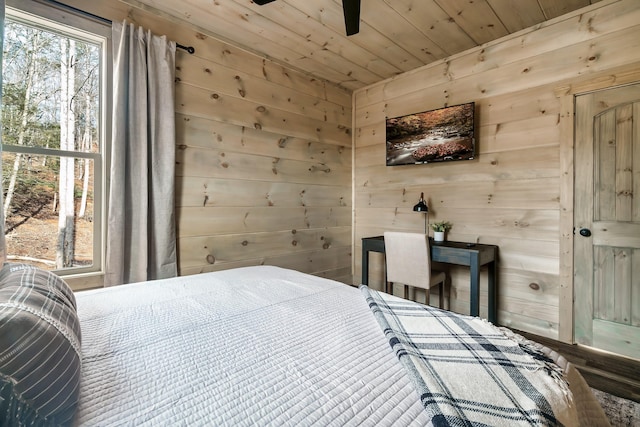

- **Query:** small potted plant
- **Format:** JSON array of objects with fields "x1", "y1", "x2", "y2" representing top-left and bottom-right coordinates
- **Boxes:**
[{"x1": 430, "y1": 220, "x2": 452, "y2": 242}]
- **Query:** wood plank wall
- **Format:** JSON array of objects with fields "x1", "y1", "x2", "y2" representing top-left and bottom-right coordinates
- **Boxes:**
[
  {"x1": 62, "y1": 0, "x2": 353, "y2": 285},
  {"x1": 353, "y1": 0, "x2": 640, "y2": 339}
]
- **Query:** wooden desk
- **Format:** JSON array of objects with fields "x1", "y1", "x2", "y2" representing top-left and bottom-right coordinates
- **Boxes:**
[{"x1": 361, "y1": 236, "x2": 498, "y2": 324}]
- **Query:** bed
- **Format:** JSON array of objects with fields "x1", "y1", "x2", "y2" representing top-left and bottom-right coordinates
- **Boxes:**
[{"x1": 0, "y1": 264, "x2": 610, "y2": 426}]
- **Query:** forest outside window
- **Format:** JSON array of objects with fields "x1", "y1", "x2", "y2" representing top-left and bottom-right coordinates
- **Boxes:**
[{"x1": 2, "y1": 2, "x2": 110, "y2": 276}]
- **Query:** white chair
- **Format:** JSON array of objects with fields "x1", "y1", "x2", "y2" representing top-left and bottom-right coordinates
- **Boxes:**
[{"x1": 383, "y1": 231, "x2": 447, "y2": 308}]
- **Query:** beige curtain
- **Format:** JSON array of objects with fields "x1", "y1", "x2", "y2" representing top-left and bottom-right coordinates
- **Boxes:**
[
  {"x1": 105, "y1": 21, "x2": 177, "y2": 286},
  {"x1": 0, "y1": 0, "x2": 7, "y2": 266}
]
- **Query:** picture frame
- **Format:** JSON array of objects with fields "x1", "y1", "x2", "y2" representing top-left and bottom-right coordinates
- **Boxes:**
[{"x1": 385, "y1": 102, "x2": 475, "y2": 166}]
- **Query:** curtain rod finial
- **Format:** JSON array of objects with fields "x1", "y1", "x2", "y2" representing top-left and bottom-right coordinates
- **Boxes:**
[{"x1": 176, "y1": 43, "x2": 195, "y2": 54}]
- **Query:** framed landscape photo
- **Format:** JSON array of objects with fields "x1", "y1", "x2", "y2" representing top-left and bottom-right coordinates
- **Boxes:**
[{"x1": 386, "y1": 102, "x2": 476, "y2": 166}]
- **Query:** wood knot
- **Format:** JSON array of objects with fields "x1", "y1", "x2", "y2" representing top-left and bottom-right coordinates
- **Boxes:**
[
  {"x1": 241, "y1": 240, "x2": 248, "y2": 246},
  {"x1": 529, "y1": 283, "x2": 540, "y2": 291},
  {"x1": 206, "y1": 254, "x2": 215, "y2": 264},
  {"x1": 309, "y1": 164, "x2": 331, "y2": 173}
]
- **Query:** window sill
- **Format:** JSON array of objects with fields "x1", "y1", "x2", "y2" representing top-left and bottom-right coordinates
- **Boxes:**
[{"x1": 63, "y1": 272, "x2": 105, "y2": 292}]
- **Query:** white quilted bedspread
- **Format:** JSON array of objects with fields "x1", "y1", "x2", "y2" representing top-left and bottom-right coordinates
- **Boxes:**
[{"x1": 74, "y1": 266, "x2": 432, "y2": 426}]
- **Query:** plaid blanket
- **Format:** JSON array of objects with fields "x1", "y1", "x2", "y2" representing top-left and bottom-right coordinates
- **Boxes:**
[{"x1": 360, "y1": 286, "x2": 577, "y2": 427}]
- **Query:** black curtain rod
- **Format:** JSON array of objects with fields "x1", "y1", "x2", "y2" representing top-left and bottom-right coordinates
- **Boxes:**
[
  {"x1": 43, "y1": 0, "x2": 195, "y2": 54},
  {"x1": 176, "y1": 43, "x2": 195, "y2": 54}
]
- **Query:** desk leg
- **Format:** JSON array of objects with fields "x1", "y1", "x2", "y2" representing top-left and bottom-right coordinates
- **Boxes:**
[
  {"x1": 470, "y1": 252, "x2": 480, "y2": 317},
  {"x1": 362, "y1": 246, "x2": 369, "y2": 285},
  {"x1": 488, "y1": 259, "x2": 497, "y2": 324}
]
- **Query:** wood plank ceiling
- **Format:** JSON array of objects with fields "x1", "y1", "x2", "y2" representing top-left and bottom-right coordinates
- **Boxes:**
[{"x1": 126, "y1": 0, "x2": 604, "y2": 92}]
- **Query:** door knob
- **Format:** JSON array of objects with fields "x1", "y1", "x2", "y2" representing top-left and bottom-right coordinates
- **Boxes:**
[{"x1": 579, "y1": 228, "x2": 592, "y2": 237}]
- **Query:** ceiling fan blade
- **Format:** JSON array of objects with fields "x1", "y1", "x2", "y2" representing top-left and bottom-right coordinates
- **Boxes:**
[
  {"x1": 342, "y1": 0, "x2": 361, "y2": 36},
  {"x1": 254, "y1": 0, "x2": 360, "y2": 36}
]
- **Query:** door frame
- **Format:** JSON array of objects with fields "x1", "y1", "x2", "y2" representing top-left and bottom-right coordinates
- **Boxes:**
[{"x1": 555, "y1": 64, "x2": 640, "y2": 343}]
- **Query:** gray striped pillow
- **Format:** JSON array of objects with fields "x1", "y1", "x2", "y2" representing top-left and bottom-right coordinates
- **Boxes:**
[{"x1": 0, "y1": 263, "x2": 82, "y2": 426}]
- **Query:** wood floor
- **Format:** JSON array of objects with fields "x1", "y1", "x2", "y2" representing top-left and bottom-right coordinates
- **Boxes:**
[{"x1": 514, "y1": 330, "x2": 640, "y2": 403}]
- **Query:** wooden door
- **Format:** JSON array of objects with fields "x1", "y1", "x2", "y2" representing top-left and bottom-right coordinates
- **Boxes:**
[{"x1": 574, "y1": 84, "x2": 640, "y2": 360}]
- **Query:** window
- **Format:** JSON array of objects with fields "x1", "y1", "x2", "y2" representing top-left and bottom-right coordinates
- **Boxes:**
[{"x1": 2, "y1": 1, "x2": 110, "y2": 276}]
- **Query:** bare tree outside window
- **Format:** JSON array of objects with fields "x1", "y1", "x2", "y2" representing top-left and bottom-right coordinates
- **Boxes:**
[{"x1": 2, "y1": 14, "x2": 102, "y2": 272}]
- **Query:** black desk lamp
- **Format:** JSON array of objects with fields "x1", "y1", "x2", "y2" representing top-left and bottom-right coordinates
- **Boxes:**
[{"x1": 413, "y1": 192, "x2": 429, "y2": 234}]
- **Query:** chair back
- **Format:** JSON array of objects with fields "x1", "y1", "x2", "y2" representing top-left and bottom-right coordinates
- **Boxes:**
[{"x1": 383, "y1": 232, "x2": 432, "y2": 290}]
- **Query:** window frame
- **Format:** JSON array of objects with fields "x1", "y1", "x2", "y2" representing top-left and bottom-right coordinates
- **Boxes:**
[{"x1": 3, "y1": 0, "x2": 111, "y2": 282}]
